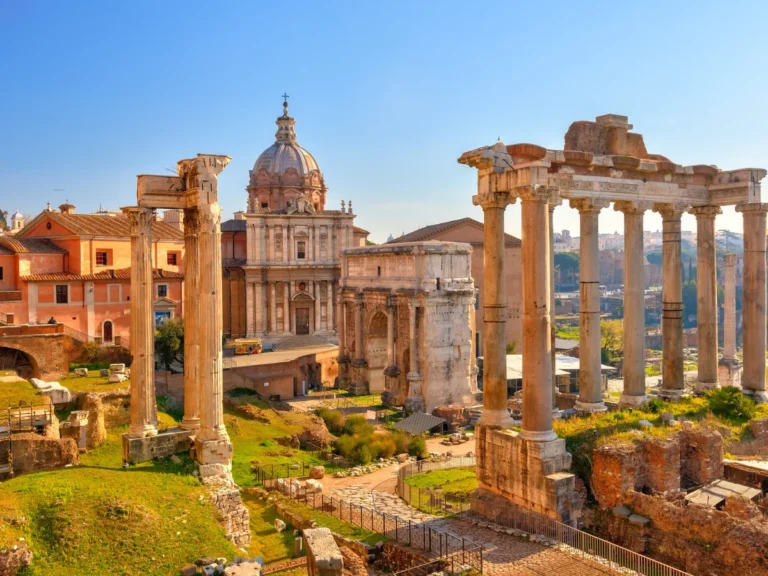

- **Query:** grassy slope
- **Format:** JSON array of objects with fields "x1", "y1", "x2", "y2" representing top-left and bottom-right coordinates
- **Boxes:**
[
  {"x1": 60, "y1": 370, "x2": 131, "y2": 394},
  {"x1": 0, "y1": 379, "x2": 41, "y2": 407},
  {"x1": 403, "y1": 467, "x2": 478, "y2": 498}
]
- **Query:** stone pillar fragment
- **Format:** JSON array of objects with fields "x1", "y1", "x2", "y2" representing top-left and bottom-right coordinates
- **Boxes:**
[
  {"x1": 692, "y1": 206, "x2": 722, "y2": 390},
  {"x1": 270, "y1": 282, "x2": 277, "y2": 334},
  {"x1": 245, "y1": 280, "x2": 255, "y2": 337},
  {"x1": 520, "y1": 188, "x2": 556, "y2": 441},
  {"x1": 615, "y1": 201, "x2": 650, "y2": 406},
  {"x1": 123, "y1": 206, "x2": 158, "y2": 438},
  {"x1": 654, "y1": 204, "x2": 686, "y2": 400},
  {"x1": 570, "y1": 198, "x2": 608, "y2": 412},
  {"x1": 737, "y1": 203, "x2": 768, "y2": 402},
  {"x1": 475, "y1": 197, "x2": 514, "y2": 427},
  {"x1": 181, "y1": 207, "x2": 201, "y2": 431}
]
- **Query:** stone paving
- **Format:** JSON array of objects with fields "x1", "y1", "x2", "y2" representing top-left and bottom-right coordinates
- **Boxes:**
[{"x1": 331, "y1": 486, "x2": 616, "y2": 575}]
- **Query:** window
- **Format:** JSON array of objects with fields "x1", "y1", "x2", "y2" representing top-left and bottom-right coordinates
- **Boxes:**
[
  {"x1": 261, "y1": 202, "x2": 269, "y2": 209},
  {"x1": 55, "y1": 285, "x2": 68, "y2": 304},
  {"x1": 167, "y1": 253, "x2": 177, "y2": 266},
  {"x1": 157, "y1": 284, "x2": 168, "y2": 298},
  {"x1": 0, "y1": 267, "x2": 3, "y2": 281},
  {"x1": 96, "y1": 251, "x2": 108, "y2": 266},
  {"x1": 297, "y1": 241, "x2": 306, "y2": 259}
]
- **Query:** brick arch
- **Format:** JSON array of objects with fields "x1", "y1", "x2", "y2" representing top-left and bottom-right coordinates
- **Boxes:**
[{"x1": 0, "y1": 334, "x2": 70, "y2": 380}]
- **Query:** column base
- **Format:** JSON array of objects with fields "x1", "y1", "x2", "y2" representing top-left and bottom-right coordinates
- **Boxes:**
[
  {"x1": 743, "y1": 390, "x2": 768, "y2": 404},
  {"x1": 618, "y1": 394, "x2": 649, "y2": 408},
  {"x1": 659, "y1": 388, "x2": 686, "y2": 401},
  {"x1": 696, "y1": 380, "x2": 720, "y2": 391},
  {"x1": 403, "y1": 396, "x2": 425, "y2": 415},
  {"x1": 195, "y1": 435, "x2": 234, "y2": 479},
  {"x1": 122, "y1": 427, "x2": 192, "y2": 464},
  {"x1": 476, "y1": 408, "x2": 515, "y2": 429},
  {"x1": 180, "y1": 417, "x2": 201, "y2": 431},
  {"x1": 574, "y1": 400, "x2": 607, "y2": 413},
  {"x1": 519, "y1": 428, "x2": 558, "y2": 442},
  {"x1": 127, "y1": 423, "x2": 158, "y2": 439}
]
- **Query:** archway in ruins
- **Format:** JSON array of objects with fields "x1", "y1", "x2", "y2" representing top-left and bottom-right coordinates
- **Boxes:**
[
  {"x1": 367, "y1": 312, "x2": 387, "y2": 393},
  {"x1": 0, "y1": 346, "x2": 39, "y2": 380}
]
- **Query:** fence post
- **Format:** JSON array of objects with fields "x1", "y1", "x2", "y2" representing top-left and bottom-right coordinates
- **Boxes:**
[
  {"x1": 408, "y1": 519, "x2": 412, "y2": 546},
  {"x1": 395, "y1": 516, "x2": 399, "y2": 542}
]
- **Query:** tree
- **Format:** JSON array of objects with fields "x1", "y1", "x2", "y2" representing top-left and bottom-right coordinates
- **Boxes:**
[
  {"x1": 155, "y1": 317, "x2": 184, "y2": 369},
  {"x1": 645, "y1": 251, "x2": 662, "y2": 266},
  {"x1": 554, "y1": 252, "x2": 579, "y2": 274},
  {"x1": 682, "y1": 280, "x2": 698, "y2": 328},
  {"x1": 600, "y1": 319, "x2": 623, "y2": 363}
]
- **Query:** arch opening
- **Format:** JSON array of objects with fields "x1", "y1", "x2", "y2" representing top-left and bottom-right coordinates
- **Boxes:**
[
  {"x1": 367, "y1": 312, "x2": 387, "y2": 393},
  {"x1": 0, "y1": 346, "x2": 39, "y2": 380}
]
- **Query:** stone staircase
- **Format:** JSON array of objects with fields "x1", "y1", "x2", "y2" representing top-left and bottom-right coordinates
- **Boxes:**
[{"x1": 272, "y1": 335, "x2": 336, "y2": 351}]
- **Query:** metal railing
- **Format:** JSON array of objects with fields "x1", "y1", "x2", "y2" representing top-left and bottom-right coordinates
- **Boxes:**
[
  {"x1": 471, "y1": 505, "x2": 692, "y2": 576},
  {"x1": 61, "y1": 324, "x2": 98, "y2": 343},
  {"x1": 254, "y1": 464, "x2": 484, "y2": 573},
  {"x1": 396, "y1": 457, "x2": 477, "y2": 515}
]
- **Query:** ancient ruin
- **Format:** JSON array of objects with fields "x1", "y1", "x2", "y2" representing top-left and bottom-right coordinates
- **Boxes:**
[
  {"x1": 337, "y1": 241, "x2": 477, "y2": 412},
  {"x1": 459, "y1": 114, "x2": 767, "y2": 524}
]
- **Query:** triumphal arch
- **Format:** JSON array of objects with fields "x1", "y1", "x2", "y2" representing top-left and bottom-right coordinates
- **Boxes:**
[
  {"x1": 460, "y1": 114, "x2": 766, "y2": 524},
  {"x1": 122, "y1": 154, "x2": 233, "y2": 480}
]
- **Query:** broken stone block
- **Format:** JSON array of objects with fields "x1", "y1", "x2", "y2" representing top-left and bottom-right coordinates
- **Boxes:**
[
  {"x1": 73, "y1": 368, "x2": 89, "y2": 377},
  {"x1": 396, "y1": 453, "x2": 408, "y2": 463},
  {"x1": 274, "y1": 519, "x2": 286, "y2": 533},
  {"x1": 294, "y1": 536, "x2": 303, "y2": 557},
  {"x1": 309, "y1": 465, "x2": 325, "y2": 479},
  {"x1": 305, "y1": 479, "x2": 323, "y2": 493},
  {"x1": 181, "y1": 565, "x2": 197, "y2": 576},
  {"x1": 202, "y1": 565, "x2": 217, "y2": 576},
  {"x1": 30, "y1": 378, "x2": 51, "y2": 390},
  {"x1": 612, "y1": 506, "x2": 632, "y2": 518},
  {"x1": 109, "y1": 363, "x2": 126, "y2": 374},
  {"x1": 661, "y1": 412, "x2": 674, "y2": 423},
  {"x1": 638, "y1": 420, "x2": 653, "y2": 428},
  {"x1": 682, "y1": 420, "x2": 694, "y2": 430},
  {"x1": 100, "y1": 369, "x2": 109, "y2": 377},
  {"x1": 108, "y1": 373, "x2": 127, "y2": 384},
  {"x1": 40, "y1": 383, "x2": 72, "y2": 405},
  {"x1": 628, "y1": 514, "x2": 650, "y2": 526},
  {"x1": 196, "y1": 557, "x2": 216, "y2": 567}
]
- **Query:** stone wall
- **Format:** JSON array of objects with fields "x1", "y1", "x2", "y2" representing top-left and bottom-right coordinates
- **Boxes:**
[
  {"x1": 210, "y1": 485, "x2": 251, "y2": 548},
  {"x1": 10, "y1": 433, "x2": 78, "y2": 475}
]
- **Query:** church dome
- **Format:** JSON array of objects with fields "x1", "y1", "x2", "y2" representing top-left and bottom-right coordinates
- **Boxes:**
[{"x1": 253, "y1": 142, "x2": 320, "y2": 177}]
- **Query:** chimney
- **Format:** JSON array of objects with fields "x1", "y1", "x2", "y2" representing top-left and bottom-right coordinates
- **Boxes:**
[{"x1": 59, "y1": 203, "x2": 76, "y2": 214}]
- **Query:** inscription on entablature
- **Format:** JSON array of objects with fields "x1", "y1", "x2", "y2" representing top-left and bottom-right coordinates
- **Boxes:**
[{"x1": 549, "y1": 175, "x2": 640, "y2": 194}]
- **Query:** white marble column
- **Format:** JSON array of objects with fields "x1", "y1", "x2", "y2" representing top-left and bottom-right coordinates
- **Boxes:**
[
  {"x1": 475, "y1": 196, "x2": 514, "y2": 428},
  {"x1": 314, "y1": 281, "x2": 321, "y2": 333},
  {"x1": 327, "y1": 281, "x2": 334, "y2": 331},
  {"x1": 571, "y1": 198, "x2": 608, "y2": 412},
  {"x1": 283, "y1": 281, "x2": 291, "y2": 334},
  {"x1": 691, "y1": 206, "x2": 722, "y2": 390},
  {"x1": 196, "y1": 202, "x2": 228, "y2": 443},
  {"x1": 520, "y1": 188, "x2": 556, "y2": 441},
  {"x1": 654, "y1": 203, "x2": 686, "y2": 399},
  {"x1": 124, "y1": 206, "x2": 158, "y2": 438},
  {"x1": 737, "y1": 203, "x2": 768, "y2": 401},
  {"x1": 181, "y1": 207, "x2": 201, "y2": 431},
  {"x1": 615, "y1": 201, "x2": 650, "y2": 406}
]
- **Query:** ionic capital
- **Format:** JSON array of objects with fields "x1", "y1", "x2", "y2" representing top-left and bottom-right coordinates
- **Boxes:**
[
  {"x1": 122, "y1": 206, "x2": 154, "y2": 236},
  {"x1": 613, "y1": 200, "x2": 653, "y2": 215},
  {"x1": 473, "y1": 191, "x2": 515, "y2": 210},
  {"x1": 736, "y1": 202, "x2": 768, "y2": 214},
  {"x1": 653, "y1": 202, "x2": 688, "y2": 221},
  {"x1": 723, "y1": 253, "x2": 739, "y2": 266},
  {"x1": 518, "y1": 185, "x2": 557, "y2": 204},
  {"x1": 569, "y1": 198, "x2": 610, "y2": 214},
  {"x1": 689, "y1": 205, "x2": 722, "y2": 218}
]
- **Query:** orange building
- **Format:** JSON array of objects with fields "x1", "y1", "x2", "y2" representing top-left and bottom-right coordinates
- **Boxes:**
[{"x1": 0, "y1": 204, "x2": 184, "y2": 345}]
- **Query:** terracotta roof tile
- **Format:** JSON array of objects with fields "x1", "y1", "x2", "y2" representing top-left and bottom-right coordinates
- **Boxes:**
[
  {"x1": 20, "y1": 268, "x2": 183, "y2": 282},
  {"x1": 222, "y1": 219, "x2": 247, "y2": 232},
  {"x1": 0, "y1": 237, "x2": 68, "y2": 254},
  {"x1": 387, "y1": 217, "x2": 521, "y2": 247},
  {"x1": 18, "y1": 212, "x2": 184, "y2": 240},
  {"x1": 353, "y1": 225, "x2": 370, "y2": 235}
]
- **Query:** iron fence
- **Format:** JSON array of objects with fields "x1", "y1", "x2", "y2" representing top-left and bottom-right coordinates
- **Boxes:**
[
  {"x1": 396, "y1": 457, "x2": 477, "y2": 516},
  {"x1": 254, "y1": 464, "x2": 484, "y2": 573}
]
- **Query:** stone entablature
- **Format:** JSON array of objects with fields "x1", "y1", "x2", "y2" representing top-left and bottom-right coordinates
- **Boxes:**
[{"x1": 338, "y1": 242, "x2": 477, "y2": 411}]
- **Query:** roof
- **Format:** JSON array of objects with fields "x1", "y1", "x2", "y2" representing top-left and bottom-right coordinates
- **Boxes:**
[
  {"x1": 387, "y1": 217, "x2": 521, "y2": 247},
  {"x1": 20, "y1": 268, "x2": 184, "y2": 282},
  {"x1": 18, "y1": 211, "x2": 184, "y2": 240},
  {"x1": 724, "y1": 459, "x2": 768, "y2": 475},
  {"x1": 685, "y1": 478, "x2": 761, "y2": 508},
  {"x1": 0, "y1": 237, "x2": 68, "y2": 255},
  {"x1": 353, "y1": 226, "x2": 370, "y2": 235},
  {"x1": 393, "y1": 413, "x2": 446, "y2": 435},
  {"x1": 222, "y1": 219, "x2": 247, "y2": 233},
  {"x1": 555, "y1": 338, "x2": 579, "y2": 350},
  {"x1": 501, "y1": 354, "x2": 614, "y2": 380}
]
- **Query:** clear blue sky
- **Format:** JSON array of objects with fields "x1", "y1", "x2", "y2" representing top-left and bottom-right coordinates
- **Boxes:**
[{"x1": 3, "y1": 0, "x2": 768, "y2": 242}]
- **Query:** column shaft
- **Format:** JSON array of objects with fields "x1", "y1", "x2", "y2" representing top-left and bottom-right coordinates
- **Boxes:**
[
  {"x1": 723, "y1": 254, "x2": 737, "y2": 360},
  {"x1": 738, "y1": 203, "x2": 768, "y2": 400},
  {"x1": 354, "y1": 294, "x2": 364, "y2": 361},
  {"x1": 314, "y1": 281, "x2": 321, "y2": 333},
  {"x1": 617, "y1": 202, "x2": 648, "y2": 406},
  {"x1": 386, "y1": 302, "x2": 395, "y2": 367},
  {"x1": 408, "y1": 303, "x2": 418, "y2": 374},
  {"x1": 655, "y1": 205, "x2": 685, "y2": 399},
  {"x1": 327, "y1": 281, "x2": 334, "y2": 331},
  {"x1": 520, "y1": 192, "x2": 556, "y2": 441},
  {"x1": 270, "y1": 282, "x2": 277, "y2": 333},
  {"x1": 693, "y1": 207, "x2": 721, "y2": 389},
  {"x1": 196, "y1": 202, "x2": 227, "y2": 442},
  {"x1": 283, "y1": 281, "x2": 290, "y2": 334},
  {"x1": 549, "y1": 202, "x2": 558, "y2": 411},
  {"x1": 572, "y1": 200, "x2": 606, "y2": 411},
  {"x1": 283, "y1": 226, "x2": 288, "y2": 262},
  {"x1": 477, "y1": 202, "x2": 514, "y2": 428},
  {"x1": 124, "y1": 207, "x2": 158, "y2": 438},
  {"x1": 181, "y1": 207, "x2": 201, "y2": 431},
  {"x1": 245, "y1": 280, "x2": 255, "y2": 337}
]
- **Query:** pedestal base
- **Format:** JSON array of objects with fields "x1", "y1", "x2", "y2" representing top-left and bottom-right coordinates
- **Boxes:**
[
  {"x1": 718, "y1": 360, "x2": 742, "y2": 388},
  {"x1": 382, "y1": 367, "x2": 405, "y2": 406},
  {"x1": 696, "y1": 380, "x2": 720, "y2": 392},
  {"x1": 349, "y1": 360, "x2": 369, "y2": 396},
  {"x1": 743, "y1": 389, "x2": 768, "y2": 404},
  {"x1": 403, "y1": 395, "x2": 425, "y2": 415},
  {"x1": 574, "y1": 400, "x2": 608, "y2": 413},
  {"x1": 476, "y1": 408, "x2": 515, "y2": 428},
  {"x1": 658, "y1": 388, "x2": 686, "y2": 401},
  {"x1": 474, "y1": 427, "x2": 582, "y2": 526},
  {"x1": 180, "y1": 417, "x2": 201, "y2": 432},
  {"x1": 122, "y1": 427, "x2": 193, "y2": 464},
  {"x1": 618, "y1": 394, "x2": 649, "y2": 408},
  {"x1": 196, "y1": 436, "x2": 234, "y2": 479}
]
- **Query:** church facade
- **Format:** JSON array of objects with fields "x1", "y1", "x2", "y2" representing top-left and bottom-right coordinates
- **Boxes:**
[{"x1": 222, "y1": 101, "x2": 368, "y2": 343}]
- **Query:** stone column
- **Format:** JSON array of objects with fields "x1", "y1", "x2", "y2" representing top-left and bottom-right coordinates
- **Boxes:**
[
  {"x1": 283, "y1": 281, "x2": 291, "y2": 334},
  {"x1": 386, "y1": 297, "x2": 396, "y2": 368},
  {"x1": 520, "y1": 188, "x2": 556, "y2": 441},
  {"x1": 259, "y1": 222, "x2": 266, "y2": 263},
  {"x1": 123, "y1": 206, "x2": 158, "y2": 438},
  {"x1": 181, "y1": 207, "x2": 201, "y2": 431},
  {"x1": 475, "y1": 196, "x2": 514, "y2": 428},
  {"x1": 723, "y1": 253, "x2": 738, "y2": 360},
  {"x1": 314, "y1": 281, "x2": 321, "y2": 333},
  {"x1": 327, "y1": 281, "x2": 334, "y2": 331},
  {"x1": 570, "y1": 198, "x2": 608, "y2": 412},
  {"x1": 258, "y1": 281, "x2": 267, "y2": 335},
  {"x1": 354, "y1": 293, "x2": 364, "y2": 361},
  {"x1": 253, "y1": 221, "x2": 260, "y2": 265},
  {"x1": 615, "y1": 201, "x2": 650, "y2": 406},
  {"x1": 270, "y1": 282, "x2": 277, "y2": 334},
  {"x1": 404, "y1": 299, "x2": 424, "y2": 414},
  {"x1": 692, "y1": 206, "x2": 722, "y2": 390},
  {"x1": 737, "y1": 203, "x2": 768, "y2": 401},
  {"x1": 549, "y1": 199, "x2": 560, "y2": 414},
  {"x1": 196, "y1": 202, "x2": 230, "y2": 446},
  {"x1": 350, "y1": 292, "x2": 369, "y2": 396},
  {"x1": 283, "y1": 225, "x2": 288, "y2": 262},
  {"x1": 245, "y1": 280, "x2": 255, "y2": 337},
  {"x1": 654, "y1": 204, "x2": 686, "y2": 399}
]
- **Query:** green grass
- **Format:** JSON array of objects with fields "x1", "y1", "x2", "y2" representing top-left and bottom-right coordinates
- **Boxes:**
[
  {"x1": 60, "y1": 370, "x2": 130, "y2": 394},
  {"x1": 320, "y1": 392, "x2": 384, "y2": 409},
  {"x1": 555, "y1": 326, "x2": 580, "y2": 341},
  {"x1": 0, "y1": 378, "x2": 42, "y2": 407},
  {"x1": 645, "y1": 364, "x2": 661, "y2": 377},
  {"x1": 275, "y1": 498, "x2": 382, "y2": 546},
  {"x1": 404, "y1": 467, "x2": 478, "y2": 498}
]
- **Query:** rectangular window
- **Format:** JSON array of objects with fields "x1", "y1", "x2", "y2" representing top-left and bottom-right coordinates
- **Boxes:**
[
  {"x1": 55, "y1": 285, "x2": 68, "y2": 304},
  {"x1": 167, "y1": 253, "x2": 177, "y2": 266},
  {"x1": 157, "y1": 284, "x2": 168, "y2": 298},
  {"x1": 297, "y1": 241, "x2": 306, "y2": 260},
  {"x1": 0, "y1": 267, "x2": 3, "y2": 280},
  {"x1": 95, "y1": 251, "x2": 108, "y2": 266},
  {"x1": 261, "y1": 202, "x2": 269, "y2": 209}
]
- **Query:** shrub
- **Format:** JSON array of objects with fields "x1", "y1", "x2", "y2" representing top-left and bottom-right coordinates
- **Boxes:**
[
  {"x1": 370, "y1": 432, "x2": 397, "y2": 460},
  {"x1": 355, "y1": 444, "x2": 373, "y2": 465},
  {"x1": 79, "y1": 341, "x2": 101, "y2": 363},
  {"x1": 407, "y1": 435, "x2": 427, "y2": 458},
  {"x1": 708, "y1": 386, "x2": 756, "y2": 421},
  {"x1": 392, "y1": 429, "x2": 409, "y2": 454},
  {"x1": 645, "y1": 398, "x2": 666, "y2": 414},
  {"x1": 342, "y1": 414, "x2": 371, "y2": 436},
  {"x1": 335, "y1": 434, "x2": 358, "y2": 459},
  {"x1": 317, "y1": 408, "x2": 344, "y2": 434}
]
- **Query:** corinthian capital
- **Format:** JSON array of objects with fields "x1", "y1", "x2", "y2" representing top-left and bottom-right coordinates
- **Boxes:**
[
  {"x1": 613, "y1": 200, "x2": 653, "y2": 215},
  {"x1": 736, "y1": 202, "x2": 768, "y2": 214},
  {"x1": 653, "y1": 202, "x2": 688, "y2": 221},
  {"x1": 569, "y1": 198, "x2": 610, "y2": 214},
  {"x1": 689, "y1": 205, "x2": 723, "y2": 218},
  {"x1": 518, "y1": 184, "x2": 558, "y2": 204},
  {"x1": 122, "y1": 206, "x2": 154, "y2": 236}
]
